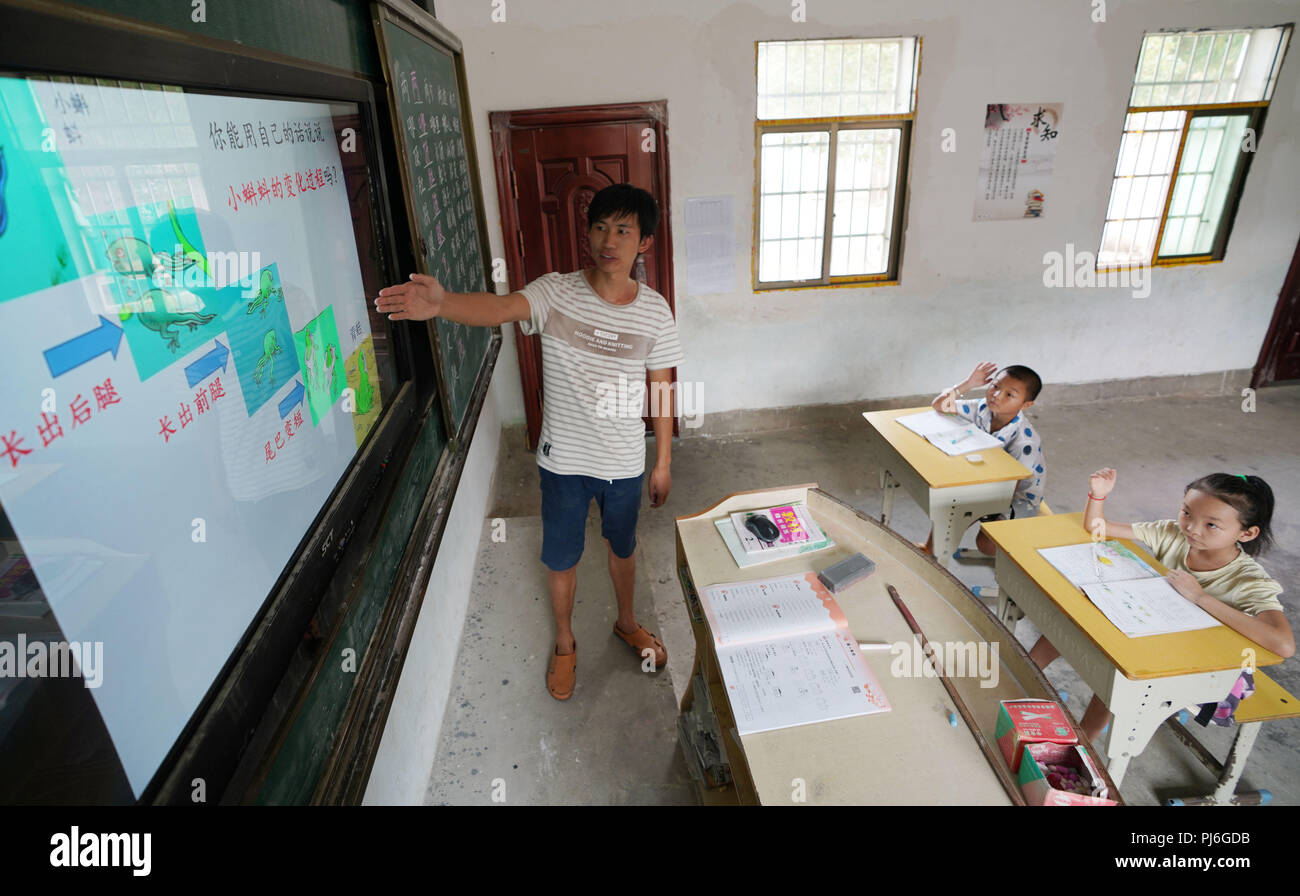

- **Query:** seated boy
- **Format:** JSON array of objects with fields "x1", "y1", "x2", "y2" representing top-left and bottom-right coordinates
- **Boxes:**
[
  {"x1": 924, "y1": 361, "x2": 1046, "y2": 555},
  {"x1": 374, "y1": 183, "x2": 683, "y2": 701}
]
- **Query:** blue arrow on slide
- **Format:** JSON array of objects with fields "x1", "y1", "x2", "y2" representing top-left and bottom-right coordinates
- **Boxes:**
[
  {"x1": 185, "y1": 339, "x2": 230, "y2": 387},
  {"x1": 43, "y1": 315, "x2": 124, "y2": 378},
  {"x1": 278, "y1": 379, "x2": 305, "y2": 419}
]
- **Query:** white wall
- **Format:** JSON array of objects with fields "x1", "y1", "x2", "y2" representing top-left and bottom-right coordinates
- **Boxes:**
[
  {"x1": 363, "y1": 368, "x2": 504, "y2": 804},
  {"x1": 438, "y1": 0, "x2": 1300, "y2": 422}
]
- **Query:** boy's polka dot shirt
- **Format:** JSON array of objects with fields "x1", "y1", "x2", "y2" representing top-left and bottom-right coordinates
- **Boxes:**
[{"x1": 954, "y1": 399, "x2": 1045, "y2": 518}]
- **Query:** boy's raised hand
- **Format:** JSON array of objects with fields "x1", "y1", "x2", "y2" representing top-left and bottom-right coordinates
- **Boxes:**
[
  {"x1": 375, "y1": 273, "x2": 445, "y2": 321},
  {"x1": 963, "y1": 361, "x2": 997, "y2": 391},
  {"x1": 1090, "y1": 468, "x2": 1118, "y2": 499}
]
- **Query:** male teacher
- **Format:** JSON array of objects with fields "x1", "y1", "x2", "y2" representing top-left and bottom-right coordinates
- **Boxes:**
[{"x1": 376, "y1": 184, "x2": 683, "y2": 700}]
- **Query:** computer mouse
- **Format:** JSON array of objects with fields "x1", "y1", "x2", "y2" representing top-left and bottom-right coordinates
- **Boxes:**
[{"x1": 745, "y1": 514, "x2": 781, "y2": 543}]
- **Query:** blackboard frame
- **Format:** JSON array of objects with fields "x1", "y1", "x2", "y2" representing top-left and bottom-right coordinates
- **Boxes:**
[
  {"x1": 372, "y1": 0, "x2": 502, "y2": 447},
  {"x1": 0, "y1": 0, "x2": 437, "y2": 803}
]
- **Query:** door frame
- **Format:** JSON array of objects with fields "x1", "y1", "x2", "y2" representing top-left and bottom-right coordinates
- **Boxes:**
[
  {"x1": 489, "y1": 100, "x2": 675, "y2": 450},
  {"x1": 1251, "y1": 234, "x2": 1300, "y2": 388}
]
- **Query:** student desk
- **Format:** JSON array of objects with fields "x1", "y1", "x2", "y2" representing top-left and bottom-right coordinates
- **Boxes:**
[
  {"x1": 861, "y1": 408, "x2": 1031, "y2": 569},
  {"x1": 674, "y1": 484, "x2": 1118, "y2": 805},
  {"x1": 982, "y1": 513, "x2": 1284, "y2": 790}
]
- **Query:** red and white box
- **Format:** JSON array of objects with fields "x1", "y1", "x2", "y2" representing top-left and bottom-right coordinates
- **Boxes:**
[
  {"x1": 1018, "y1": 742, "x2": 1118, "y2": 806},
  {"x1": 995, "y1": 698, "x2": 1076, "y2": 773}
]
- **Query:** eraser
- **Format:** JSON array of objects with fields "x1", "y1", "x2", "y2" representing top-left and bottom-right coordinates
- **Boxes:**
[
  {"x1": 817, "y1": 552, "x2": 876, "y2": 593},
  {"x1": 966, "y1": 454, "x2": 984, "y2": 463}
]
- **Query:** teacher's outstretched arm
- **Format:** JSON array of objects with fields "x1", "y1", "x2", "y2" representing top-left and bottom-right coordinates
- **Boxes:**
[{"x1": 376, "y1": 273, "x2": 529, "y2": 327}]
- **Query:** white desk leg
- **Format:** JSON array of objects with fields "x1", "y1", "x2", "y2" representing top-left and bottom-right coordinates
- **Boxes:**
[
  {"x1": 880, "y1": 470, "x2": 897, "y2": 526},
  {"x1": 1212, "y1": 722, "x2": 1261, "y2": 805},
  {"x1": 932, "y1": 508, "x2": 964, "y2": 570},
  {"x1": 1104, "y1": 674, "x2": 1236, "y2": 788},
  {"x1": 929, "y1": 483, "x2": 1018, "y2": 571},
  {"x1": 995, "y1": 573, "x2": 1024, "y2": 627}
]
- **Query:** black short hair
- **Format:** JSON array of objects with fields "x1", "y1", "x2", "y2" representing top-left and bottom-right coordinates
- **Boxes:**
[
  {"x1": 586, "y1": 183, "x2": 659, "y2": 240},
  {"x1": 999, "y1": 365, "x2": 1042, "y2": 401},
  {"x1": 1185, "y1": 473, "x2": 1275, "y2": 557}
]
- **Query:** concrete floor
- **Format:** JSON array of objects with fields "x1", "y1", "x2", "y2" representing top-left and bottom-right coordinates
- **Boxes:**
[{"x1": 426, "y1": 385, "x2": 1300, "y2": 806}]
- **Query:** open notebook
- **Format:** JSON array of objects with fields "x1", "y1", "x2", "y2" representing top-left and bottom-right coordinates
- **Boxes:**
[
  {"x1": 1037, "y1": 541, "x2": 1220, "y2": 637},
  {"x1": 700, "y1": 572, "x2": 891, "y2": 735},
  {"x1": 897, "y1": 409, "x2": 1004, "y2": 456}
]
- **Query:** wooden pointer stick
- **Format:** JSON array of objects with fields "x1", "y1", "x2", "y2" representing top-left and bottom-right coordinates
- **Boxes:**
[{"x1": 887, "y1": 583, "x2": 1026, "y2": 806}]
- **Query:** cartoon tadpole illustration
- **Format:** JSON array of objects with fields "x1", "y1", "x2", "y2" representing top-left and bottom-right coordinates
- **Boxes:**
[
  {"x1": 253, "y1": 330, "x2": 283, "y2": 384},
  {"x1": 105, "y1": 201, "x2": 211, "y2": 286},
  {"x1": 167, "y1": 200, "x2": 211, "y2": 277},
  {"x1": 245, "y1": 268, "x2": 284, "y2": 317},
  {"x1": 127, "y1": 288, "x2": 217, "y2": 352}
]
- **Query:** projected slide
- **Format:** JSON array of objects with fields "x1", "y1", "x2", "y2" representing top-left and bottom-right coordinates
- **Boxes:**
[{"x1": 0, "y1": 76, "x2": 383, "y2": 796}]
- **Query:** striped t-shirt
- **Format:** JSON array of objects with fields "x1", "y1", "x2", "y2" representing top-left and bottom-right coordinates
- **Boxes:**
[{"x1": 519, "y1": 270, "x2": 684, "y2": 479}]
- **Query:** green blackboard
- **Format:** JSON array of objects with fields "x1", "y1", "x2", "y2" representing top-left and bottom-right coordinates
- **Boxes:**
[
  {"x1": 376, "y1": 6, "x2": 495, "y2": 440},
  {"x1": 256, "y1": 394, "x2": 446, "y2": 805}
]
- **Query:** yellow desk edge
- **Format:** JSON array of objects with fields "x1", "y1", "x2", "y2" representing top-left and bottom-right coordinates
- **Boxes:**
[
  {"x1": 863, "y1": 407, "x2": 1034, "y2": 490},
  {"x1": 984, "y1": 512, "x2": 1283, "y2": 679}
]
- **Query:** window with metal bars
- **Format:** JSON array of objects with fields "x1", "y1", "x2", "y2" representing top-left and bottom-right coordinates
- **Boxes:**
[
  {"x1": 1099, "y1": 26, "x2": 1291, "y2": 269},
  {"x1": 754, "y1": 37, "x2": 918, "y2": 289}
]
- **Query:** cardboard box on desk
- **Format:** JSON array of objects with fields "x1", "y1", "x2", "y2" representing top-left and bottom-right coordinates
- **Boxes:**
[
  {"x1": 996, "y1": 698, "x2": 1076, "y2": 772},
  {"x1": 1019, "y1": 742, "x2": 1118, "y2": 806}
]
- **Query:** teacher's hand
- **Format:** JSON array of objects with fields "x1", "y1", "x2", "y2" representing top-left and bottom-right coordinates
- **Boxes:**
[
  {"x1": 376, "y1": 273, "x2": 445, "y2": 321},
  {"x1": 648, "y1": 465, "x2": 671, "y2": 508}
]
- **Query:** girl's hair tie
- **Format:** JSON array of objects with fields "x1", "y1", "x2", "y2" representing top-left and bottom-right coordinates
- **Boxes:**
[{"x1": 1237, "y1": 474, "x2": 1250, "y2": 483}]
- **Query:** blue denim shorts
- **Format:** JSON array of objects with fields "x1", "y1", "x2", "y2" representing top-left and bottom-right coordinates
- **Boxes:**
[{"x1": 539, "y1": 467, "x2": 643, "y2": 571}]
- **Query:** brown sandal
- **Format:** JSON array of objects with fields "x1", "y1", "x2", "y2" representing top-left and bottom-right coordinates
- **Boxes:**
[
  {"x1": 613, "y1": 623, "x2": 667, "y2": 670},
  {"x1": 546, "y1": 643, "x2": 576, "y2": 700}
]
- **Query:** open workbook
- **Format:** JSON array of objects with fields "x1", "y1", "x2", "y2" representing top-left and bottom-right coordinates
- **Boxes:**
[
  {"x1": 1037, "y1": 541, "x2": 1220, "y2": 637},
  {"x1": 896, "y1": 409, "x2": 1004, "y2": 456},
  {"x1": 700, "y1": 572, "x2": 891, "y2": 735}
]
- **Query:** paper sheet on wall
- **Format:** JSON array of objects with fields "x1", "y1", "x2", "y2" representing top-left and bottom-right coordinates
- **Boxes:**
[
  {"x1": 974, "y1": 103, "x2": 1063, "y2": 221},
  {"x1": 684, "y1": 196, "x2": 734, "y2": 294}
]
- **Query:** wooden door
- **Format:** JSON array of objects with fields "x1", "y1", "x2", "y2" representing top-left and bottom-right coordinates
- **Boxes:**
[
  {"x1": 490, "y1": 101, "x2": 676, "y2": 450},
  {"x1": 1253, "y1": 235, "x2": 1300, "y2": 387}
]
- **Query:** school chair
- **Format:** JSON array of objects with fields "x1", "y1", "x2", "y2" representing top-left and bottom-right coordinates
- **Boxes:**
[{"x1": 1163, "y1": 670, "x2": 1299, "y2": 806}]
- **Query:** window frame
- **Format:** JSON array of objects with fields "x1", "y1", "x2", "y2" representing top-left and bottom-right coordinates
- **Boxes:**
[
  {"x1": 752, "y1": 37, "x2": 919, "y2": 291},
  {"x1": 1147, "y1": 104, "x2": 1264, "y2": 266},
  {"x1": 1098, "y1": 27, "x2": 1290, "y2": 271}
]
